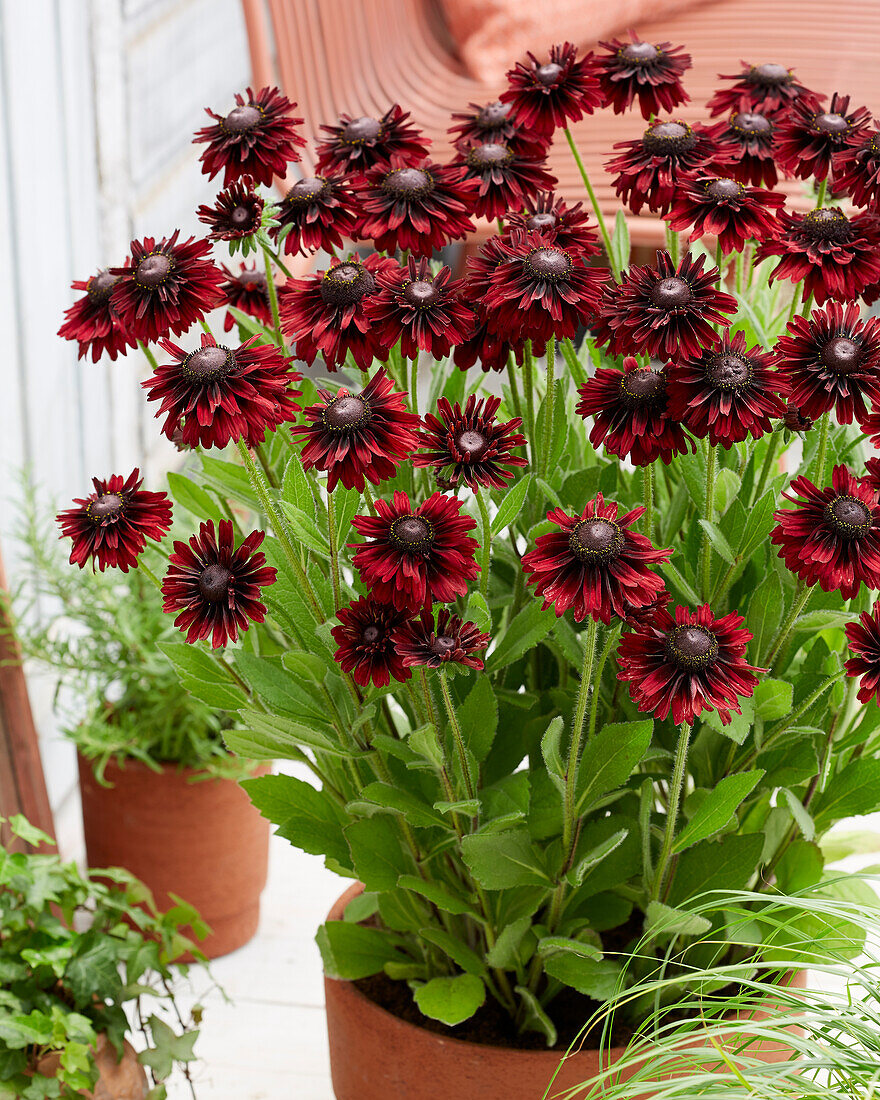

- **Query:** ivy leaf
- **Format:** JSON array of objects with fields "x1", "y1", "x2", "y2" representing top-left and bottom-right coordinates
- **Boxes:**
[{"x1": 138, "y1": 1017, "x2": 198, "y2": 1082}]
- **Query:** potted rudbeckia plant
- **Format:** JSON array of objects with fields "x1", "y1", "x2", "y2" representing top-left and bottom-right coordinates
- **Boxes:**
[{"x1": 50, "y1": 34, "x2": 880, "y2": 1099}]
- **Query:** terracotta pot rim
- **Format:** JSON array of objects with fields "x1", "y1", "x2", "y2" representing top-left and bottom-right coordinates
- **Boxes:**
[
  {"x1": 76, "y1": 749, "x2": 253, "y2": 782},
  {"x1": 325, "y1": 882, "x2": 806, "y2": 1062}
]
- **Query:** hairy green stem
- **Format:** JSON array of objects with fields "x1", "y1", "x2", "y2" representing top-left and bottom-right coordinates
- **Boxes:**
[
  {"x1": 439, "y1": 669, "x2": 476, "y2": 802},
  {"x1": 506, "y1": 353, "x2": 523, "y2": 420},
  {"x1": 523, "y1": 340, "x2": 537, "y2": 466},
  {"x1": 137, "y1": 560, "x2": 163, "y2": 593},
  {"x1": 137, "y1": 339, "x2": 159, "y2": 372},
  {"x1": 812, "y1": 412, "x2": 831, "y2": 486},
  {"x1": 561, "y1": 617, "x2": 600, "y2": 859},
  {"x1": 409, "y1": 355, "x2": 419, "y2": 418},
  {"x1": 587, "y1": 624, "x2": 621, "y2": 744},
  {"x1": 753, "y1": 430, "x2": 782, "y2": 503},
  {"x1": 764, "y1": 583, "x2": 812, "y2": 669},
  {"x1": 651, "y1": 722, "x2": 691, "y2": 901},
  {"x1": 476, "y1": 489, "x2": 492, "y2": 600},
  {"x1": 539, "y1": 337, "x2": 556, "y2": 480},
  {"x1": 261, "y1": 244, "x2": 283, "y2": 341},
  {"x1": 564, "y1": 128, "x2": 620, "y2": 280},
  {"x1": 698, "y1": 443, "x2": 717, "y2": 597},
  {"x1": 642, "y1": 464, "x2": 654, "y2": 540},
  {"x1": 326, "y1": 489, "x2": 342, "y2": 612}
]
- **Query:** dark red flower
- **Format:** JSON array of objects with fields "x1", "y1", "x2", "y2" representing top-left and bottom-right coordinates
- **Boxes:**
[
  {"x1": 331, "y1": 597, "x2": 411, "y2": 687},
  {"x1": 272, "y1": 174, "x2": 358, "y2": 256},
  {"x1": 593, "y1": 249, "x2": 736, "y2": 361},
  {"x1": 705, "y1": 112, "x2": 779, "y2": 188},
  {"x1": 162, "y1": 520, "x2": 276, "y2": 648},
  {"x1": 832, "y1": 129, "x2": 880, "y2": 209},
  {"x1": 196, "y1": 178, "x2": 264, "y2": 242},
  {"x1": 453, "y1": 139, "x2": 557, "y2": 221},
  {"x1": 452, "y1": 311, "x2": 537, "y2": 373},
  {"x1": 109, "y1": 232, "x2": 224, "y2": 344},
  {"x1": 592, "y1": 38, "x2": 692, "y2": 119},
  {"x1": 193, "y1": 85, "x2": 305, "y2": 188},
  {"x1": 606, "y1": 119, "x2": 717, "y2": 216},
  {"x1": 666, "y1": 331, "x2": 787, "y2": 447},
  {"x1": 393, "y1": 608, "x2": 490, "y2": 671},
  {"x1": 772, "y1": 301, "x2": 880, "y2": 425},
  {"x1": 505, "y1": 192, "x2": 601, "y2": 258},
  {"x1": 447, "y1": 101, "x2": 548, "y2": 159},
  {"x1": 353, "y1": 156, "x2": 477, "y2": 257},
  {"x1": 219, "y1": 262, "x2": 272, "y2": 333},
  {"x1": 576, "y1": 357, "x2": 693, "y2": 467},
  {"x1": 617, "y1": 602, "x2": 762, "y2": 726},
  {"x1": 57, "y1": 469, "x2": 172, "y2": 573},
  {"x1": 782, "y1": 403, "x2": 814, "y2": 433},
  {"x1": 315, "y1": 106, "x2": 430, "y2": 176},
  {"x1": 845, "y1": 602, "x2": 880, "y2": 705},
  {"x1": 350, "y1": 491, "x2": 480, "y2": 612},
  {"x1": 413, "y1": 394, "x2": 527, "y2": 490},
  {"x1": 291, "y1": 368, "x2": 420, "y2": 492},
  {"x1": 706, "y1": 62, "x2": 822, "y2": 118},
  {"x1": 755, "y1": 208, "x2": 880, "y2": 307},
  {"x1": 775, "y1": 93, "x2": 871, "y2": 182},
  {"x1": 279, "y1": 252, "x2": 396, "y2": 371},
  {"x1": 664, "y1": 173, "x2": 786, "y2": 254},
  {"x1": 862, "y1": 457, "x2": 880, "y2": 498},
  {"x1": 143, "y1": 333, "x2": 301, "y2": 450},
  {"x1": 58, "y1": 269, "x2": 136, "y2": 362},
  {"x1": 522, "y1": 494, "x2": 670, "y2": 624},
  {"x1": 771, "y1": 464, "x2": 880, "y2": 599},
  {"x1": 366, "y1": 257, "x2": 473, "y2": 360},
  {"x1": 481, "y1": 229, "x2": 607, "y2": 343},
  {"x1": 501, "y1": 42, "x2": 602, "y2": 137}
]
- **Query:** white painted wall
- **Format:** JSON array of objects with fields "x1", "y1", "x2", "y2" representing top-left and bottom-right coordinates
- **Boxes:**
[{"x1": 0, "y1": 0, "x2": 251, "y2": 815}]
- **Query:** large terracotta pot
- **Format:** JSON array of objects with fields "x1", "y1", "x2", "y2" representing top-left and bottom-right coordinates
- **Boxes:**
[
  {"x1": 35, "y1": 1035, "x2": 147, "y2": 1099},
  {"x1": 78, "y1": 753, "x2": 270, "y2": 959},
  {"x1": 324, "y1": 883, "x2": 805, "y2": 1100}
]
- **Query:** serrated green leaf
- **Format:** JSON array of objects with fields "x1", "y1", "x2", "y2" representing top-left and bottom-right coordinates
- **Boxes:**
[
  {"x1": 673, "y1": 770, "x2": 764, "y2": 853},
  {"x1": 490, "y1": 474, "x2": 532, "y2": 536}
]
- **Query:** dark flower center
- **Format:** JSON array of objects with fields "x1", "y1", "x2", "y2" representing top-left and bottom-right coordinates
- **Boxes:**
[
  {"x1": 403, "y1": 279, "x2": 440, "y2": 308},
  {"x1": 706, "y1": 178, "x2": 743, "y2": 201},
  {"x1": 341, "y1": 116, "x2": 382, "y2": 145},
  {"x1": 525, "y1": 246, "x2": 572, "y2": 282},
  {"x1": 570, "y1": 518, "x2": 623, "y2": 563},
  {"x1": 183, "y1": 345, "x2": 234, "y2": 382},
  {"x1": 707, "y1": 352, "x2": 752, "y2": 390},
  {"x1": 650, "y1": 276, "x2": 691, "y2": 309},
  {"x1": 430, "y1": 634, "x2": 457, "y2": 657},
  {"x1": 230, "y1": 204, "x2": 254, "y2": 226},
  {"x1": 813, "y1": 112, "x2": 850, "y2": 135},
  {"x1": 821, "y1": 336, "x2": 862, "y2": 374},
  {"x1": 477, "y1": 101, "x2": 510, "y2": 129},
  {"x1": 223, "y1": 104, "x2": 262, "y2": 132},
  {"x1": 87, "y1": 271, "x2": 118, "y2": 303},
  {"x1": 198, "y1": 563, "x2": 233, "y2": 602},
  {"x1": 237, "y1": 269, "x2": 267, "y2": 288},
  {"x1": 731, "y1": 111, "x2": 772, "y2": 134},
  {"x1": 526, "y1": 211, "x2": 557, "y2": 230},
  {"x1": 466, "y1": 142, "x2": 514, "y2": 168},
  {"x1": 620, "y1": 368, "x2": 664, "y2": 405},
  {"x1": 134, "y1": 252, "x2": 173, "y2": 288},
  {"x1": 382, "y1": 167, "x2": 432, "y2": 198},
  {"x1": 362, "y1": 624, "x2": 381, "y2": 644},
  {"x1": 455, "y1": 429, "x2": 489, "y2": 461},
  {"x1": 643, "y1": 121, "x2": 696, "y2": 155},
  {"x1": 803, "y1": 208, "x2": 852, "y2": 243},
  {"x1": 87, "y1": 493, "x2": 124, "y2": 523},
  {"x1": 535, "y1": 62, "x2": 563, "y2": 87},
  {"x1": 320, "y1": 262, "x2": 374, "y2": 307},
  {"x1": 621, "y1": 41, "x2": 660, "y2": 63},
  {"x1": 286, "y1": 177, "x2": 328, "y2": 205},
  {"x1": 322, "y1": 394, "x2": 371, "y2": 431},
  {"x1": 749, "y1": 63, "x2": 790, "y2": 85},
  {"x1": 825, "y1": 494, "x2": 873, "y2": 538},
  {"x1": 390, "y1": 514, "x2": 434, "y2": 551},
  {"x1": 665, "y1": 624, "x2": 719, "y2": 670}
]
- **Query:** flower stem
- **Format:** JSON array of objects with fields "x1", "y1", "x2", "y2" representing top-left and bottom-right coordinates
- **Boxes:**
[
  {"x1": 409, "y1": 354, "x2": 419, "y2": 418},
  {"x1": 439, "y1": 669, "x2": 476, "y2": 802},
  {"x1": 564, "y1": 128, "x2": 620, "y2": 281},
  {"x1": 137, "y1": 560, "x2": 163, "y2": 593},
  {"x1": 523, "y1": 339, "x2": 537, "y2": 465},
  {"x1": 235, "y1": 435, "x2": 324, "y2": 621},
  {"x1": 811, "y1": 410, "x2": 831, "y2": 487},
  {"x1": 753, "y1": 430, "x2": 782, "y2": 502},
  {"x1": 475, "y1": 488, "x2": 491, "y2": 600},
  {"x1": 587, "y1": 623, "x2": 621, "y2": 744},
  {"x1": 561, "y1": 617, "x2": 600, "y2": 859},
  {"x1": 764, "y1": 582, "x2": 812, "y2": 668},
  {"x1": 642, "y1": 463, "x2": 654, "y2": 539},
  {"x1": 665, "y1": 225, "x2": 680, "y2": 267},
  {"x1": 506, "y1": 352, "x2": 523, "y2": 420},
  {"x1": 698, "y1": 443, "x2": 717, "y2": 597},
  {"x1": 815, "y1": 177, "x2": 828, "y2": 208},
  {"x1": 137, "y1": 339, "x2": 159, "y2": 372},
  {"x1": 651, "y1": 722, "x2": 691, "y2": 901},
  {"x1": 715, "y1": 239, "x2": 724, "y2": 290},
  {"x1": 326, "y1": 489, "x2": 342, "y2": 612},
  {"x1": 261, "y1": 244, "x2": 283, "y2": 343},
  {"x1": 539, "y1": 337, "x2": 556, "y2": 480}
]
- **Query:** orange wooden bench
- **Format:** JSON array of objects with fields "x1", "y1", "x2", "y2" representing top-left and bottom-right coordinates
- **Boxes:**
[{"x1": 241, "y1": 0, "x2": 880, "y2": 250}]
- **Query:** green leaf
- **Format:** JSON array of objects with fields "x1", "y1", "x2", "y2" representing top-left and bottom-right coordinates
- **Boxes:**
[
  {"x1": 542, "y1": 955, "x2": 622, "y2": 1000},
  {"x1": 754, "y1": 679, "x2": 793, "y2": 721},
  {"x1": 697, "y1": 520, "x2": 735, "y2": 565},
  {"x1": 673, "y1": 770, "x2": 764, "y2": 853},
  {"x1": 645, "y1": 900, "x2": 712, "y2": 939},
  {"x1": 515, "y1": 985, "x2": 557, "y2": 1047},
  {"x1": 158, "y1": 642, "x2": 247, "y2": 711},
  {"x1": 486, "y1": 599, "x2": 555, "y2": 672},
  {"x1": 408, "y1": 724, "x2": 444, "y2": 770},
  {"x1": 461, "y1": 829, "x2": 551, "y2": 889},
  {"x1": 668, "y1": 833, "x2": 764, "y2": 905},
  {"x1": 813, "y1": 757, "x2": 880, "y2": 831},
  {"x1": 278, "y1": 501, "x2": 330, "y2": 557},
  {"x1": 354, "y1": 782, "x2": 449, "y2": 830},
  {"x1": 419, "y1": 928, "x2": 487, "y2": 977},
  {"x1": 281, "y1": 453, "x2": 314, "y2": 513},
  {"x1": 574, "y1": 720, "x2": 653, "y2": 813},
  {"x1": 537, "y1": 936, "x2": 602, "y2": 961},
  {"x1": 397, "y1": 875, "x2": 479, "y2": 918},
  {"x1": 746, "y1": 572, "x2": 784, "y2": 663},
  {"x1": 611, "y1": 209, "x2": 630, "y2": 275},
  {"x1": 456, "y1": 676, "x2": 498, "y2": 763},
  {"x1": 713, "y1": 468, "x2": 741, "y2": 516},
  {"x1": 413, "y1": 975, "x2": 486, "y2": 1027},
  {"x1": 242, "y1": 773, "x2": 350, "y2": 867},
  {"x1": 166, "y1": 471, "x2": 221, "y2": 522},
  {"x1": 344, "y1": 816, "x2": 409, "y2": 891},
  {"x1": 316, "y1": 920, "x2": 405, "y2": 980},
  {"x1": 541, "y1": 716, "x2": 565, "y2": 791},
  {"x1": 486, "y1": 917, "x2": 532, "y2": 968},
  {"x1": 738, "y1": 491, "x2": 777, "y2": 560},
  {"x1": 701, "y1": 694, "x2": 754, "y2": 745},
  {"x1": 793, "y1": 609, "x2": 855, "y2": 632},
  {"x1": 566, "y1": 828, "x2": 629, "y2": 887},
  {"x1": 138, "y1": 1017, "x2": 198, "y2": 1081},
  {"x1": 780, "y1": 788, "x2": 816, "y2": 842},
  {"x1": 490, "y1": 474, "x2": 531, "y2": 536},
  {"x1": 464, "y1": 591, "x2": 492, "y2": 634},
  {"x1": 7, "y1": 816, "x2": 54, "y2": 848},
  {"x1": 230, "y1": 708, "x2": 343, "y2": 758}
]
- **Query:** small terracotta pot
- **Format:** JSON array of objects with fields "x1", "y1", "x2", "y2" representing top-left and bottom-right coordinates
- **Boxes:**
[
  {"x1": 78, "y1": 753, "x2": 270, "y2": 959},
  {"x1": 35, "y1": 1035, "x2": 147, "y2": 1099},
  {"x1": 324, "y1": 883, "x2": 805, "y2": 1100}
]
